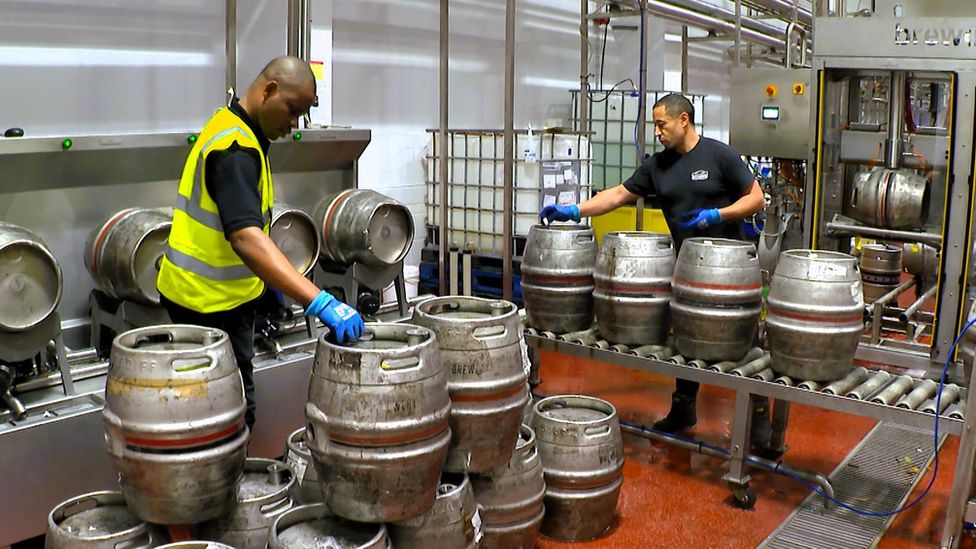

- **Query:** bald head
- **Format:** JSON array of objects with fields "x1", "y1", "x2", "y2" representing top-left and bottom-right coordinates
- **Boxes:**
[{"x1": 241, "y1": 56, "x2": 318, "y2": 141}]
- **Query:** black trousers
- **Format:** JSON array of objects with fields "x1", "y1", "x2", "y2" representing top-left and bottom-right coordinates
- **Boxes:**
[{"x1": 160, "y1": 294, "x2": 257, "y2": 429}]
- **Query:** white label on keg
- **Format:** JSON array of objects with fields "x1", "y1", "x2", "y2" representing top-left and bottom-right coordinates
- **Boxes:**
[
  {"x1": 472, "y1": 507, "x2": 484, "y2": 543},
  {"x1": 285, "y1": 454, "x2": 307, "y2": 485}
]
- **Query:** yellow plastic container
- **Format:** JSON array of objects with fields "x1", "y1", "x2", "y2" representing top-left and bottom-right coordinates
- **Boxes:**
[{"x1": 591, "y1": 206, "x2": 670, "y2": 245}]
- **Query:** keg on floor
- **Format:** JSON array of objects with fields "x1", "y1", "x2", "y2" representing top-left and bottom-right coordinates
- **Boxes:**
[
  {"x1": 313, "y1": 189, "x2": 414, "y2": 268},
  {"x1": 102, "y1": 325, "x2": 248, "y2": 524},
  {"x1": 46, "y1": 491, "x2": 165, "y2": 549},
  {"x1": 593, "y1": 232, "x2": 674, "y2": 345},
  {"x1": 389, "y1": 472, "x2": 483, "y2": 549},
  {"x1": 284, "y1": 427, "x2": 324, "y2": 504},
  {"x1": 306, "y1": 323, "x2": 451, "y2": 522},
  {"x1": 271, "y1": 202, "x2": 321, "y2": 276},
  {"x1": 766, "y1": 250, "x2": 864, "y2": 382},
  {"x1": 521, "y1": 224, "x2": 598, "y2": 333},
  {"x1": 670, "y1": 238, "x2": 762, "y2": 361},
  {"x1": 532, "y1": 395, "x2": 623, "y2": 542},
  {"x1": 412, "y1": 296, "x2": 529, "y2": 473},
  {"x1": 84, "y1": 207, "x2": 172, "y2": 305},
  {"x1": 850, "y1": 167, "x2": 930, "y2": 229},
  {"x1": 199, "y1": 458, "x2": 295, "y2": 549},
  {"x1": 470, "y1": 424, "x2": 546, "y2": 549},
  {"x1": 860, "y1": 243, "x2": 902, "y2": 303},
  {"x1": 0, "y1": 222, "x2": 62, "y2": 332},
  {"x1": 268, "y1": 504, "x2": 391, "y2": 549}
]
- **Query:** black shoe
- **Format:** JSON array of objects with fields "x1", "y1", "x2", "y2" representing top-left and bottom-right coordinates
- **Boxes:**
[{"x1": 653, "y1": 393, "x2": 697, "y2": 433}]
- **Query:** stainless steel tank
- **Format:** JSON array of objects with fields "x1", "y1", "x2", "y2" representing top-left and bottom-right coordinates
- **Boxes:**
[
  {"x1": 84, "y1": 207, "x2": 171, "y2": 305},
  {"x1": 268, "y1": 504, "x2": 391, "y2": 549},
  {"x1": 45, "y1": 491, "x2": 165, "y2": 549},
  {"x1": 313, "y1": 189, "x2": 415, "y2": 268},
  {"x1": 0, "y1": 222, "x2": 63, "y2": 332},
  {"x1": 670, "y1": 238, "x2": 762, "y2": 361},
  {"x1": 306, "y1": 323, "x2": 451, "y2": 522},
  {"x1": 199, "y1": 458, "x2": 295, "y2": 549},
  {"x1": 103, "y1": 325, "x2": 248, "y2": 525},
  {"x1": 767, "y1": 250, "x2": 864, "y2": 381},
  {"x1": 271, "y1": 202, "x2": 321, "y2": 276},
  {"x1": 470, "y1": 424, "x2": 546, "y2": 549},
  {"x1": 850, "y1": 167, "x2": 930, "y2": 229},
  {"x1": 284, "y1": 427, "x2": 324, "y2": 504},
  {"x1": 388, "y1": 473, "x2": 483, "y2": 549},
  {"x1": 521, "y1": 224, "x2": 598, "y2": 333},
  {"x1": 412, "y1": 296, "x2": 529, "y2": 473},
  {"x1": 532, "y1": 395, "x2": 623, "y2": 542},
  {"x1": 860, "y1": 243, "x2": 902, "y2": 303},
  {"x1": 592, "y1": 232, "x2": 674, "y2": 345}
]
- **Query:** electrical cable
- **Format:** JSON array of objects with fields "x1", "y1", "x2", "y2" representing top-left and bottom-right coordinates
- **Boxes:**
[
  {"x1": 530, "y1": 314, "x2": 976, "y2": 517},
  {"x1": 633, "y1": 4, "x2": 646, "y2": 158},
  {"x1": 599, "y1": 21, "x2": 609, "y2": 91}
]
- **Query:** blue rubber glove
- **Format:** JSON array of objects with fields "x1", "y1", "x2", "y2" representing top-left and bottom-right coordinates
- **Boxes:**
[
  {"x1": 539, "y1": 204, "x2": 581, "y2": 224},
  {"x1": 678, "y1": 208, "x2": 722, "y2": 230},
  {"x1": 304, "y1": 291, "x2": 365, "y2": 344}
]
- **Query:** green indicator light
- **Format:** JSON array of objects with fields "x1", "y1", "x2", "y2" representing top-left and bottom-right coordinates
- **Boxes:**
[
  {"x1": 293, "y1": 132, "x2": 302, "y2": 141},
  {"x1": 61, "y1": 138, "x2": 73, "y2": 150},
  {"x1": 187, "y1": 133, "x2": 198, "y2": 144}
]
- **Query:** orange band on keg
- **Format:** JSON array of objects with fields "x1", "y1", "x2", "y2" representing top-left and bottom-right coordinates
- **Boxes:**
[
  {"x1": 767, "y1": 307, "x2": 862, "y2": 324},
  {"x1": 322, "y1": 189, "x2": 356, "y2": 243},
  {"x1": 328, "y1": 418, "x2": 449, "y2": 447},
  {"x1": 124, "y1": 419, "x2": 245, "y2": 449},
  {"x1": 671, "y1": 277, "x2": 761, "y2": 291},
  {"x1": 544, "y1": 469, "x2": 623, "y2": 489},
  {"x1": 91, "y1": 208, "x2": 135, "y2": 282},
  {"x1": 522, "y1": 273, "x2": 593, "y2": 285},
  {"x1": 451, "y1": 383, "x2": 526, "y2": 403},
  {"x1": 593, "y1": 281, "x2": 670, "y2": 295}
]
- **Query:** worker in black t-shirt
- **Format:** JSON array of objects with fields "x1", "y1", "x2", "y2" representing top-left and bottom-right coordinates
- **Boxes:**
[
  {"x1": 158, "y1": 56, "x2": 363, "y2": 430},
  {"x1": 540, "y1": 93, "x2": 771, "y2": 449}
]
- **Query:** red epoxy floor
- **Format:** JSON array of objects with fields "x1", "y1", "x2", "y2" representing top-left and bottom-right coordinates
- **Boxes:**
[{"x1": 534, "y1": 350, "x2": 971, "y2": 549}]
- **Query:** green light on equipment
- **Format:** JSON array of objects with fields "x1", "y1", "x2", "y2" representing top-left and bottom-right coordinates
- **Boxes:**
[
  {"x1": 61, "y1": 138, "x2": 73, "y2": 150},
  {"x1": 187, "y1": 134, "x2": 198, "y2": 144},
  {"x1": 293, "y1": 132, "x2": 302, "y2": 141}
]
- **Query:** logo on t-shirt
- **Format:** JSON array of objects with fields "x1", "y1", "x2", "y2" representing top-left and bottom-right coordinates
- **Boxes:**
[{"x1": 691, "y1": 169, "x2": 709, "y2": 181}]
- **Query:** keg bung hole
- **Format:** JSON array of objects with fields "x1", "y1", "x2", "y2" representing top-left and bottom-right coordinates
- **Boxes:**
[
  {"x1": 489, "y1": 302, "x2": 509, "y2": 316},
  {"x1": 406, "y1": 328, "x2": 427, "y2": 347}
]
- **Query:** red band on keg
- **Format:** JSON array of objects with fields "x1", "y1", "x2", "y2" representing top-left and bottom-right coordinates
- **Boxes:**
[
  {"x1": 767, "y1": 307, "x2": 862, "y2": 324},
  {"x1": 328, "y1": 418, "x2": 449, "y2": 447},
  {"x1": 124, "y1": 419, "x2": 245, "y2": 449},
  {"x1": 451, "y1": 383, "x2": 526, "y2": 403},
  {"x1": 593, "y1": 281, "x2": 670, "y2": 296},
  {"x1": 522, "y1": 273, "x2": 594, "y2": 286},
  {"x1": 671, "y1": 277, "x2": 761, "y2": 291},
  {"x1": 322, "y1": 189, "x2": 356, "y2": 246},
  {"x1": 91, "y1": 208, "x2": 135, "y2": 282},
  {"x1": 544, "y1": 469, "x2": 622, "y2": 489}
]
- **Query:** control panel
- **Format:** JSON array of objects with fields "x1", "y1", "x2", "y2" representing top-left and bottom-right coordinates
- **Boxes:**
[{"x1": 730, "y1": 68, "x2": 812, "y2": 159}]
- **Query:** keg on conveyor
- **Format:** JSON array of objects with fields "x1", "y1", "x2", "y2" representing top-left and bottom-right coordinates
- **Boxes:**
[
  {"x1": 313, "y1": 189, "x2": 415, "y2": 269},
  {"x1": 45, "y1": 491, "x2": 165, "y2": 549},
  {"x1": 268, "y1": 504, "x2": 392, "y2": 549},
  {"x1": 0, "y1": 222, "x2": 62, "y2": 333},
  {"x1": 670, "y1": 238, "x2": 762, "y2": 361},
  {"x1": 388, "y1": 472, "x2": 483, "y2": 549},
  {"x1": 532, "y1": 395, "x2": 624, "y2": 542},
  {"x1": 306, "y1": 323, "x2": 451, "y2": 522},
  {"x1": 283, "y1": 427, "x2": 324, "y2": 504},
  {"x1": 592, "y1": 232, "x2": 674, "y2": 345},
  {"x1": 412, "y1": 296, "x2": 529, "y2": 473},
  {"x1": 271, "y1": 202, "x2": 322, "y2": 276},
  {"x1": 470, "y1": 424, "x2": 546, "y2": 549},
  {"x1": 157, "y1": 543, "x2": 236, "y2": 549},
  {"x1": 766, "y1": 250, "x2": 864, "y2": 382},
  {"x1": 521, "y1": 224, "x2": 598, "y2": 334},
  {"x1": 850, "y1": 167, "x2": 930, "y2": 229},
  {"x1": 102, "y1": 325, "x2": 248, "y2": 524},
  {"x1": 199, "y1": 458, "x2": 295, "y2": 549},
  {"x1": 84, "y1": 207, "x2": 172, "y2": 306},
  {"x1": 859, "y1": 243, "x2": 903, "y2": 303}
]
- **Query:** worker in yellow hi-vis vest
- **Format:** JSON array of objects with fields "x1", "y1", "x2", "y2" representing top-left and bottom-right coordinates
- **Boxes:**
[{"x1": 157, "y1": 56, "x2": 363, "y2": 429}]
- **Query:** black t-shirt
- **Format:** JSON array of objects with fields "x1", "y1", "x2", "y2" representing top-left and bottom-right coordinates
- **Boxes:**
[
  {"x1": 205, "y1": 99, "x2": 272, "y2": 239},
  {"x1": 622, "y1": 137, "x2": 754, "y2": 250}
]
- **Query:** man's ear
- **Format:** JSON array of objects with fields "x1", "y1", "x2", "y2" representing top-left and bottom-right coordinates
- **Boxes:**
[{"x1": 263, "y1": 80, "x2": 279, "y2": 102}]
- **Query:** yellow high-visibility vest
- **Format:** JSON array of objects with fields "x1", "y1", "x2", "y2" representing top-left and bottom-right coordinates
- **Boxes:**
[{"x1": 157, "y1": 107, "x2": 273, "y2": 313}]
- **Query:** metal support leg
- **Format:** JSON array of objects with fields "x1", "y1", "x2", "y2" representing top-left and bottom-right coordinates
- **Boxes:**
[
  {"x1": 449, "y1": 246, "x2": 460, "y2": 296},
  {"x1": 462, "y1": 249, "x2": 472, "y2": 296},
  {"x1": 769, "y1": 399, "x2": 791, "y2": 454},
  {"x1": 394, "y1": 273, "x2": 409, "y2": 317},
  {"x1": 723, "y1": 390, "x2": 756, "y2": 508},
  {"x1": 941, "y1": 371, "x2": 976, "y2": 546},
  {"x1": 52, "y1": 317, "x2": 75, "y2": 396}
]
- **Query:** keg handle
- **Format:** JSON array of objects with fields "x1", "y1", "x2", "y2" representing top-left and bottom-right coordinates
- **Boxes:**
[
  {"x1": 52, "y1": 494, "x2": 99, "y2": 522},
  {"x1": 171, "y1": 355, "x2": 215, "y2": 373},
  {"x1": 850, "y1": 186, "x2": 860, "y2": 209},
  {"x1": 259, "y1": 495, "x2": 293, "y2": 517},
  {"x1": 575, "y1": 233, "x2": 595, "y2": 244},
  {"x1": 583, "y1": 424, "x2": 612, "y2": 438},
  {"x1": 472, "y1": 325, "x2": 507, "y2": 340},
  {"x1": 380, "y1": 357, "x2": 421, "y2": 371}
]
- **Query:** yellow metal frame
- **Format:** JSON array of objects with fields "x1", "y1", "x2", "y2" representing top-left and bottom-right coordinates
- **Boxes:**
[{"x1": 592, "y1": 206, "x2": 670, "y2": 245}]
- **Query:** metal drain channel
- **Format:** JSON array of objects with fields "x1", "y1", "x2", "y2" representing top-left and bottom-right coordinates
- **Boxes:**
[{"x1": 760, "y1": 422, "x2": 945, "y2": 549}]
